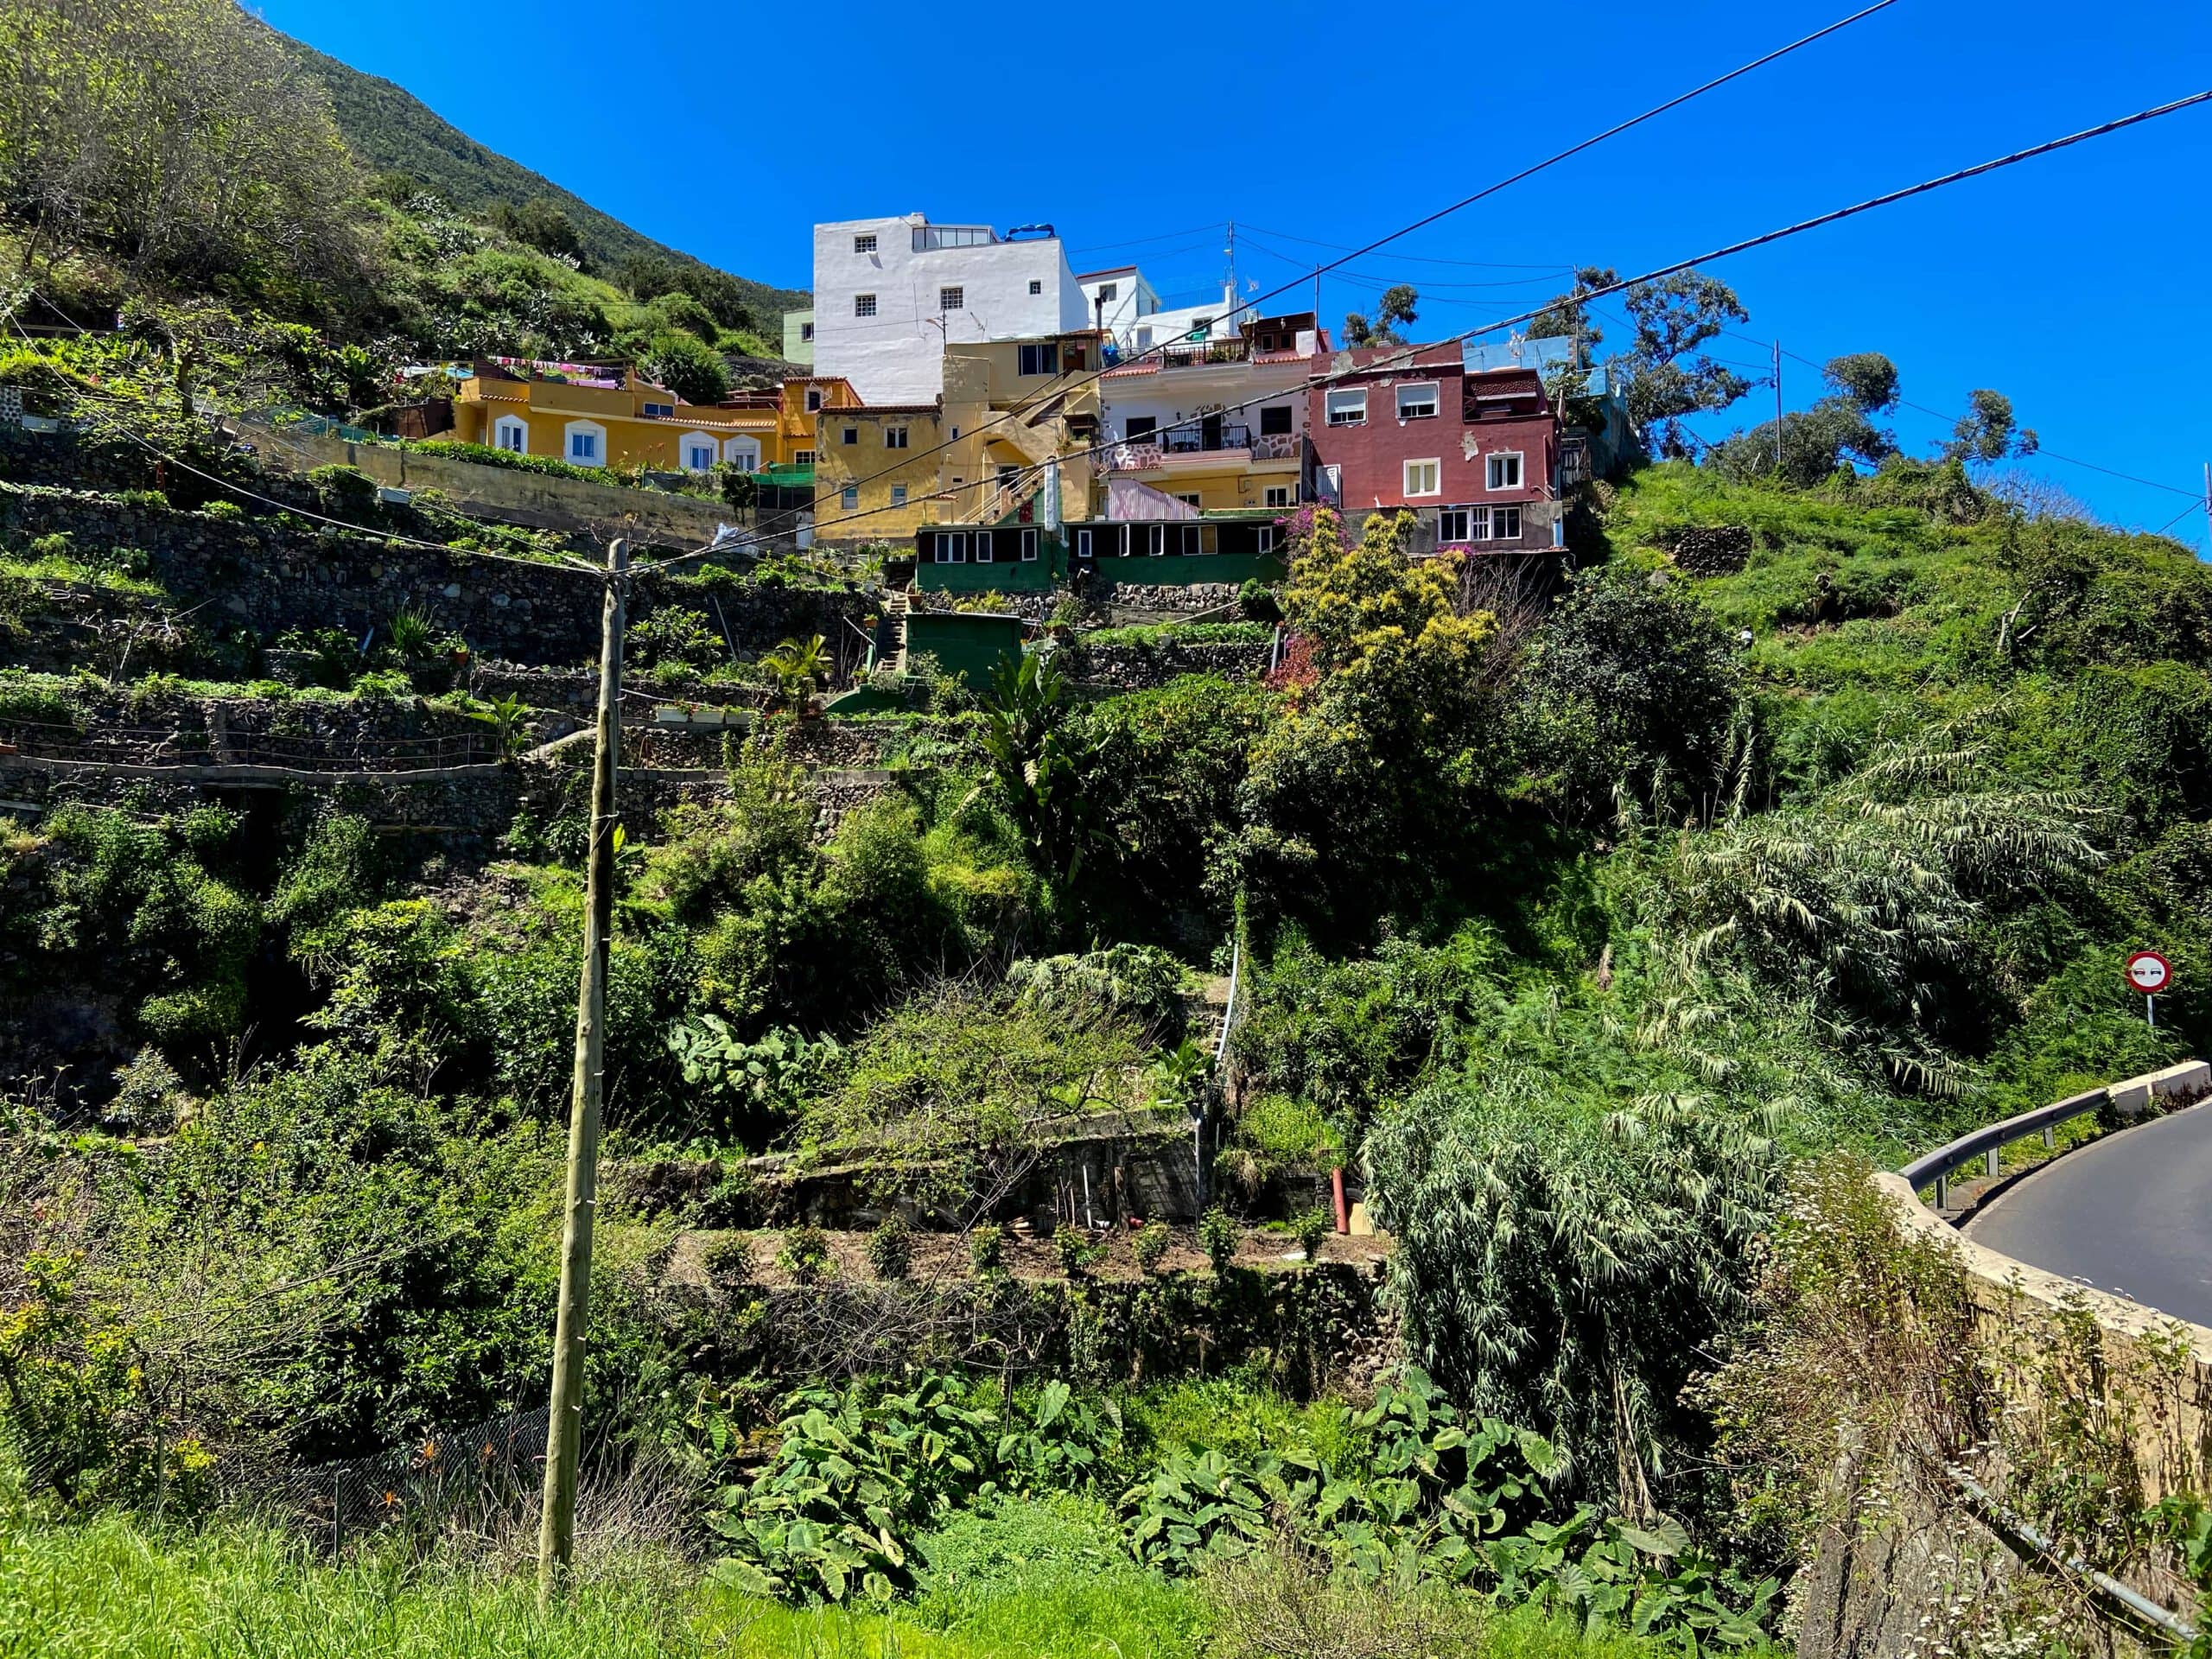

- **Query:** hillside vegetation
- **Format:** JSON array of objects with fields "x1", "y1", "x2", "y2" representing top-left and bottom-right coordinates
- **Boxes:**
[
  {"x1": 4, "y1": 10, "x2": 2212, "y2": 1655},
  {"x1": 266, "y1": 27, "x2": 806, "y2": 320}
]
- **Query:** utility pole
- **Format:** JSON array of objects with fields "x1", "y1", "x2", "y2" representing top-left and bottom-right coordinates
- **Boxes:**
[
  {"x1": 1773, "y1": 340, "x2": 1783, "y2": 472},
  {"x1": 1313, "y1": 264, "x2": 1321, "y2": 331},
  {"x1": 537, "y1": 535, "x2": 626, "y2": 1605},
  {"x1": 2202, "y1": 461, "x2": 2210, "y2": 556}
]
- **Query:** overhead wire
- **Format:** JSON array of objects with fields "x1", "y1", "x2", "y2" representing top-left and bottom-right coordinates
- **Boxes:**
[{"x1": 779, "y1": 0, "x2": 1906, "y2": 518}]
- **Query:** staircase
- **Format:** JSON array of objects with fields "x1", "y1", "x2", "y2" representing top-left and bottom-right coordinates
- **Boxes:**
[{"x1": 881, "y1": 588, "x2": 911, "y2": 674}]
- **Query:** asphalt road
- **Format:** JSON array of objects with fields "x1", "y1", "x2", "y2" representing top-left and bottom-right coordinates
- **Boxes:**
[{"x1": 1964, "y1": 1103, "x2": 2212, "y2": 1329}]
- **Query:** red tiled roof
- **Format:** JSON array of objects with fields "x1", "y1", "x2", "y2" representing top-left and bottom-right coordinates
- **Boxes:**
[{"x1": 1102, "y1": 360, "x2": 1161, "y2": 378}]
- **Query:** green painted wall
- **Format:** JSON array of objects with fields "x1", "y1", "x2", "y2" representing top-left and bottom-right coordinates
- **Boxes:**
[
  {"x1": 917, "y1": 557, "x2": 1057, "y2": 594},
  {"x1": 1090, "y1": 552, "x2": 1286, "y2": 587},
  {"x1": 904, "y1": 611, "x2": 1028, "y2": 688}
]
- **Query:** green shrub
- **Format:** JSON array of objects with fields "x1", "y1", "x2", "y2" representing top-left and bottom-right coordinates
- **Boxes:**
[
  {"x1": 968, "y1": 1222, "x2": 1005, "y2": 1275},
  {"x1": 1292, "y1": 1207, "x2": 1332, "y2": 1263},
  {"x1": 1133, "y1": 1221, "x2": 1172, "y2": 1275},
  {"x1": 775, "y1": 1224, "x2": 833, "y2": 1284},
  {"x1": 1198, "y1": 1207, "x2": 1240, "y2": 1276},
  {"x1": 200, "y1": 499, "x2": 246, "y2": 521},
  {"x1": 702, "y1": 1234, "x2": 755, "y2": 1292},
  {"x1": 1053, "y1": 1223, "x2": 1097, "y2": 1281},
  {"x1": 866, "y1": 1216, "x2": 912, "y2": 1281}
]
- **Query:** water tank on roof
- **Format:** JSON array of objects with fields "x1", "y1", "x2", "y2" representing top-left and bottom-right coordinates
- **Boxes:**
[{"x1": 1004, "y1": 224, "x2": 1057, "y2": 240}]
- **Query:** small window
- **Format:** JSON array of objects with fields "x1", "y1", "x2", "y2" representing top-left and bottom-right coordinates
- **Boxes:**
[
  {"x1": 794, "y1": 448, "x2": 816, "y2": 465},
  {"x1": 493, "y1": 418, "x2": 527, "y2": 454},
  {"x1": 1486, "y1": 451, "x2": 1523, "y2": 491},
  {"x1": 1021, "y1": 528, "x2": 1038, "y2": 562},
  {"x1": 1396, "y1": 383, "x2": 1439, "y2": 421},
  {"x1": 1147, "y1": 524, "x2": 1166, "y2": 557},
  {"x1": 891, "y1": 485, "x2": 907, "y2": 506},
  {"x1": 1174, "y1": 492, "x2": 1203, "y2": 508},
  {"x1": 569, "y1": 432, "x2": 598, "y2": 461},
  {"x1": 840, "y1": 486, "x2": 858, "y2": 510},
  {"x1": 972, "y1": 531, "x2": 992, "y2": 563},
  {"x1": 884, "y1": 425, "x2": 908, "y2": 449},
  {"x1": 936, "y1": 532, "x2": 968, "y2": 563},
  {"x1": 1124, "y1": 416, "x2": 1157, "y2": 442},
  {"x1": 799, "y1": 321, "x2": 814, "y2": 341},
  {"x1": 1179, "y1": 524, "x2": 1202, "y2": 556},
  {"x1": 854, "y1": 293, "x2": 877, "y2": 317},
  {"x1": 1325, "y1": 390, "x2": 1366, "y2": 426},
  {"x1": 1098, "y1": 283, "x2": 1117, "y2": 302},
  {"x1": 854, "y1": 233, "x2": 877, "y2": 254},
  {"x1": 1492, "y1": 505, "x2": 1522, "y2": 540},
  {"x1": 1135, "y1": 327, "x2": 1153, "y2": 348},
  {"x1": 1256, "y1": 525, "x2": 1276, "y2": 556},
  {"x1": 1019, "y1": 342, "x2": 1059, "y2": 376},
  {"x1": 1439, "y1": 508, "x2": 1471, "y2": 543},
  {"x1": 842, "y1": 426, "x2": 858, "y2": 446},
  {"x1": 642, "y1": 401, "x2": 674, "y2": 418},
  {"x1": 686, "y1": 442, "x2": 715, "y2": 470},
  {"x1": 1029, "y1": 279, "x2": 1043, "y2": 296},
  {"x1": 1259, "y1": 404, "x2": 1293, "y2": 436},
  {"x1": 1264, "y1": 486, "x2": 1291, "y2": 509},
  {"x1": 1077, "y1": 529, "x2": 1093, "y2": 558},
  {"x1": 939, "y1": 285, "x2": 964, "y2": 311},
  {"x1": 1258, "y1": 333, "x2": 1276, "y2": 352},
  {"x1": 806, "y1": 388, "x2": 824, "y2": 412},
  {"x1": 1404, "y1": 459, "x2": 1440, "y2": 497}
]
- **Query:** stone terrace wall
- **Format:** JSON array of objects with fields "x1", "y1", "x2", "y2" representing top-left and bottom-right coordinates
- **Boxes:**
[
  {"x1": 1060, "y1": 638, "x2": 1272, "y2": 690},
  {"x1": 0, "y1": 483, "x2": 873, "y2": 671}
]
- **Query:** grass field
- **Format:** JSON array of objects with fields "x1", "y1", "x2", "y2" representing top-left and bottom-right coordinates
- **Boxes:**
[{"x1": 0, "y1": 1506, "x2": 1740, "y2": 1659}]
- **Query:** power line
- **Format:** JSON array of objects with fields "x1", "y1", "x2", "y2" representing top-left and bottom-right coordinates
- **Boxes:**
[
  {"x1": 1236, "y1": 230, "x2": 1573, "y2": 292},
  {"x1": 775, "y1": 82, "x2": 2212, "y2": 562},
  {"x1": 1234, "y1": 223, "x2": 1576, "y2": 270},
  {"x1": 794, "y1": 0, "x2": 1904, "y2": 518}
]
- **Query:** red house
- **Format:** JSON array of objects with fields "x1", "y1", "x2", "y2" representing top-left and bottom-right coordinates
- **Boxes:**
[{"x1": 1302, "y1": 344, "x2": 1560, "y2": 553}]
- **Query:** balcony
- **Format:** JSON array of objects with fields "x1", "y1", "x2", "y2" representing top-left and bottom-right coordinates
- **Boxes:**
[
  {"x1": 1105, "y1": 427, "x2": 1300, "y2": 473},
  {"x1": 914, "y1": 225, "x2": 994, "y2": 251},
  {"x1": 1154, "y1": 337, "x2": 1250, "y2": 369}
]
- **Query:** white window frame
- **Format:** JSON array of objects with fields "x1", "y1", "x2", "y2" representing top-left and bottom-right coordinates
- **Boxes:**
[
  {"x1": 491, "y1": 415, "x2": 528, "y2": 454},
  {"x1": 938, "y1": 285, "x2": 964, "y2": 312},
  {"x1": 1076, "y1": 528, "x2": 1093, "y2": 558},
  {"x1": 854, "y1": 293, "x2": 877, "y2": 317},
  {"x1": 1098, "y1": 282, "x2": 1118, "y2": 302},
  {"x1": 799, "y1": 321, "x2": 814, "y2": 341},
  {"x1": 840, "y1": 486, "x2": 859, "y2": 510},
  {"x1": 1396, "y1": 382, "x2": 1440, "y2": 421},
  {"x1": 1020, "y1": 528, "x2": 1038, "y2": 562},
  {"x1": 806, "y1": 387, "x2": 824, "y2": 412},
  {"x1": 1491, "y1": 504, "x2": 1522, "y2": 541},
  {"x1": 1263, "y1": 486, "x2": 1291, "y2": 509},
  {"x1": 976, "y1": 531, "x2": 994, "y2": 563},
  {"x1": 794, "y1": 448, "x2": 816, "y2": 465},
  {"x1": 563, "y1": 420, "x2": 606, "y2": 466},
  {"x1": 1325, "y1": 390, "x2": 1366, "y2": 427},
  {"x1": 1147, "y1": 524, "x2": 1166, "y2": 557},
  {"x1": 1256, "y1": 525, "x2": 1277, "y2": 556},
  {"x1": 883, "y1": 424, "x2": 908, "y2": 449},
  {"x1": 936, "y1": 532, "x2": 969, "y2": 563},
  {"x1": 1438, "y1": 507, "x2": 1472, "y2": 544},
  {"x1": 1403, "y1": 458, "x2": 1440, "y2": 498},
  {"x1": 1019, "y1": 342, "x2": 1058, "y2": 377},
  {"x1": 1485, "y1": 450, "x2": 1523, "y2": 491},
  {"x1": 679, "y1": 431, "x2": 718, "y2": 474},
  {"x1": 1173, "y1": 492, "x2": 1203, "y2": 509},
  {"x1": 854, "y1": 233, "x2": 878, "y2": 254},
  {"x1": 891, "y1": 485, "x2": 907, "y2": 507},
  {"x1": 721, "y1": 436, "x2": 760, "y2": 471}
]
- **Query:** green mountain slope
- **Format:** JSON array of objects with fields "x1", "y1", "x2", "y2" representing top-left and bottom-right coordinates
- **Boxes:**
[{"x1": 266, "y1": 29, "x2": 807, "y2": 321}]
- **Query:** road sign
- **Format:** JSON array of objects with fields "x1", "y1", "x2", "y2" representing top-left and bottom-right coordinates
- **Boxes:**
[{"x1": 2126, "y1": 950, "x2": 2173, "y2": 995}]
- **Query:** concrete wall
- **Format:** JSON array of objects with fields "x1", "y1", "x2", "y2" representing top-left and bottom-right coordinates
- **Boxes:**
[
  {"x1": 252, "y1": 422, "x2": 742, "y2": 549},
  {"x1": 782, "y1": 308, "x2": 815, "y2": 366},
  {"x1": 813, "y1": 214, "x2": 1085, "y2": 404},
  {"x1": 903, "y1": 610, "x2": 1027, "y2": 687}
]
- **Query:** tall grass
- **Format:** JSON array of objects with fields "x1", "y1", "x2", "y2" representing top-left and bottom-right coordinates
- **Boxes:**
[{"x1": 0, "y1": 1508, "x2": 1745, "y2": 1658}]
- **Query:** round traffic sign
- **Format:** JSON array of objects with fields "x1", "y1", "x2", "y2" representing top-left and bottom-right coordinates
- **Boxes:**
[{"x1": 2126, "y1": 950, "x2": 2172, "y2": 995}]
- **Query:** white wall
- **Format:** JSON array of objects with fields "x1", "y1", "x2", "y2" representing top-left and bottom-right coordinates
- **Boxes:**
[
  {"x1": 1101, "y1": 359, "x2": 1311, "y2": 446},
  {"x1": 813, "y1": 215, "x2": 1087, "y2": 404},
  {"x1": 1078, "y1": 270, "x2": 1159, "y2": 343},
  {"x1": 1127, "y1": 286, "x2": 1249, "y2": 353}
]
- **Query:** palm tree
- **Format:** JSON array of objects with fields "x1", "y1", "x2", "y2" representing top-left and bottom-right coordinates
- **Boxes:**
[{"x1": 759, "y1": 633, "x2": 830, "y2": 715}]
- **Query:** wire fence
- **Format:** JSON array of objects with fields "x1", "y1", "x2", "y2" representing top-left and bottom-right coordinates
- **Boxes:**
[{"x1": 2, "y1": 1401, "x2": 551, "y2": 1553}]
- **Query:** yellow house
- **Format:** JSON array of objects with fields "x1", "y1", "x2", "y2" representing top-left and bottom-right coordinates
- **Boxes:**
[
  {"x1": 812, "y1": 404, "x2": 947, "y2": 543},
  {"x1": 938, "y1": 331, "x2": 1104, "y2": 526},
  {"x1": 447, "y1": 361, "x2": 865, "y2": 477},
  {"x1": 809, "y1": 337, "x2": 1105, "y2": 546}
]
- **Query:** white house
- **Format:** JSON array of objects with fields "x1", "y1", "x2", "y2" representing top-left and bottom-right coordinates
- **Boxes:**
[
  {"x1": 1077, "y1": 266, "x2": 1160, "y2": 345},
  {"x1": 811, "y1": 214, "x2": 1089, "y2": 404}
]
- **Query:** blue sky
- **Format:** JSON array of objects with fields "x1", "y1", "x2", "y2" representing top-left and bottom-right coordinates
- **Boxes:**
[{"x1": 259, "y1": 0, "x2": 2212, "y2": 548}]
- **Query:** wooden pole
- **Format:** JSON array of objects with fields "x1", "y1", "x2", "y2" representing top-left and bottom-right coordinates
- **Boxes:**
[
  {"x1": 1772, "y1": 340, "x2": 1783, "y2": 472},
  {"x1": 537, "y1": 536, "x2": 626, "y2": 1605}
]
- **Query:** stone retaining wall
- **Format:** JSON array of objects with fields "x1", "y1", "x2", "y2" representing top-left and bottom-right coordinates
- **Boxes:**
[
  {"x1": 0, "y1": 483, "x2": 872, "y2": 671},
  {"x1": 1061, "y1": 638, "x2": 1272, "y2": 689}
]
